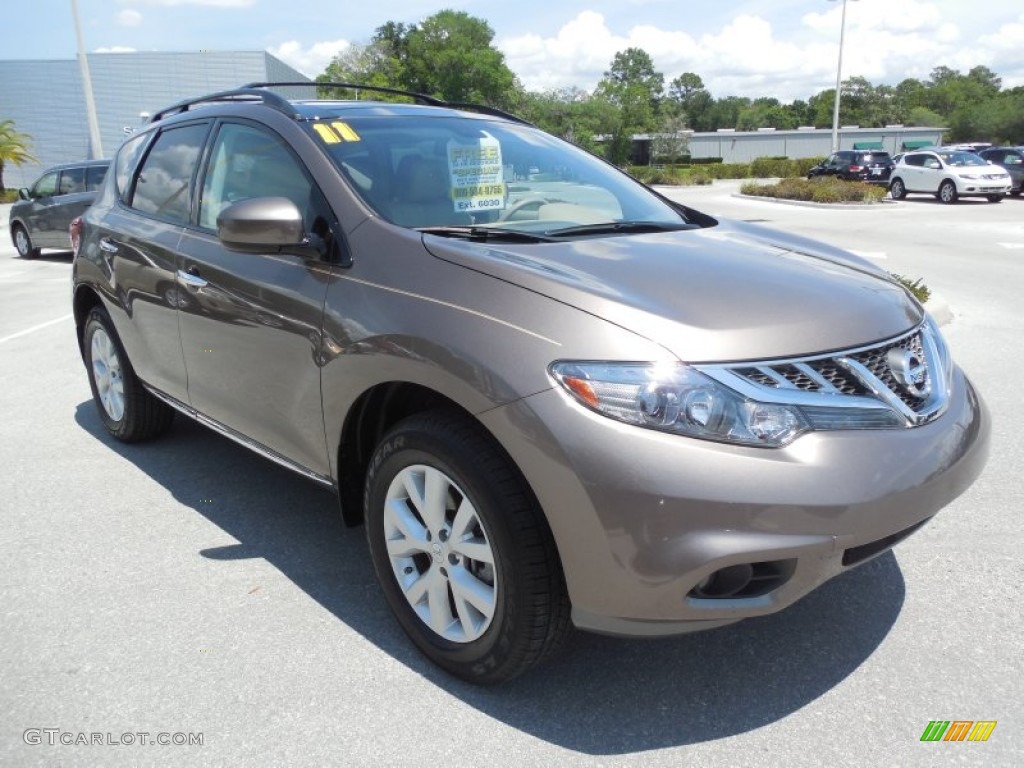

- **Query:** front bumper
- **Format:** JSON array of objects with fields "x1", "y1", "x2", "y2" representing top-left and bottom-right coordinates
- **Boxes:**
[{"x1": 480, "y1": 366, "x2": 989, "y2": 636}]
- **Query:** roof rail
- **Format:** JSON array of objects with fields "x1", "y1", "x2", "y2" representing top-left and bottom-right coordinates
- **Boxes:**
[
  {"x1": 149, "y1": 87, "x2": 298, "y2": 123},
  {"x1": 247, "y1": 82, "x2": 533, "y2": 125},
  {"x1": 148, "y1": 82, "x2": 534, "y2": 127},
  {"x1": 244, "y1": 81, "x2": 446, "y2": 107}
]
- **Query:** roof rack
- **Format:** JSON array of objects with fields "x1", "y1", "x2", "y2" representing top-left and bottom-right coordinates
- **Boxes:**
[
  {"x1": 148, "y1": 82, "x2": 533, "y2": 127},
  {"x1": 148, "y1": 87, "x2": 299, "y2": 123}
]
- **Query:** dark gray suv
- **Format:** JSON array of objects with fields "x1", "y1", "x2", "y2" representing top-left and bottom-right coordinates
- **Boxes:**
[
  {"x1": 72, "y1": 84, "x2": 989, "y2": 683},
  {"x1": 9, "y1": 159, "x2": 108, "y2": 258}
]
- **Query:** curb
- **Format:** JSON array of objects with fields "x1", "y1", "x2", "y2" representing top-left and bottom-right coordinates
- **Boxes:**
[{"x1": 730, "y1": 193, "x2": 896, "y2": 209}]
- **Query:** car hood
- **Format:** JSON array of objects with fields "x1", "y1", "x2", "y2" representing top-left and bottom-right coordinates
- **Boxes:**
[{"x1": 422, "y1": 219, "x2": 922, "y2": 362}]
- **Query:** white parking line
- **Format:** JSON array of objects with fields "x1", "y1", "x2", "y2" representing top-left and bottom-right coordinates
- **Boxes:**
[{"x1": 0, "y1": 313, "x2": 73, "y2": 344}]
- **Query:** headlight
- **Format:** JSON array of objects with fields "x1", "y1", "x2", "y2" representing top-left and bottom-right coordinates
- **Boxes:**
[{"x1": 549, "y1": 361, "x2": 808, "y2": 447}]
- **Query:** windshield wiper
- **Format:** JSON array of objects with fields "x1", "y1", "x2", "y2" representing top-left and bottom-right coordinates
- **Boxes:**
[
  {"x1": 544, "y1": 220, "x2": 695, "y2": 237},
  {"x1": 416, "y1": 226, "x2": 554, "y2": 243}
]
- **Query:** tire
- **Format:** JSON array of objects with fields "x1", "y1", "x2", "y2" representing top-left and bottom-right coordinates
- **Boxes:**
[
  {"x1": 889, "y1": 178, "x2": 906, "y2": 200},
  {"x1": 83, "y1": 306, "x2": 174, "y2": 442},
  {"x1": 938, "y1": 180, "x2": 958, "y2": 204},
  {"x1": 1011, "y1": 189, "x2": 1022, "y2": 197},
  {"x1": 365, "y1": 410, "x2": 571, "y2": 684},
  {"x1": 986, "y1": 194, "x2": 1003, "y2": 203},
  {"x1": 12, "y1": 224, "x2": 39, "y2": 259}
]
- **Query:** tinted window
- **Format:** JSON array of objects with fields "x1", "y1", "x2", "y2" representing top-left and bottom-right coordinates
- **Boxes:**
[
  {"x1": 58, "y1": 167, "x2": 86, "y2": 195},
  {"x1": 85, "y1": 165, "x2": 108, "y2": 191},
  {"x1": 904, "y1": 155, "x2": 926, "y2": 167},
  {"x1": 131, "y1": 123, "x2": 209, "y2": 224},
  {"x1": 859, "y1": 152, "x2": 891, "y2": 164},
  {"x1": 1003, "y1": 152, "x2": 1022, "y2": 166},
  {"x1": 32, "y1": 172, "x2": 58, "y2": 198},
  {"x1": 198, "y1": 123, "x2": 315, "y2": 231},
  {"x1": 116, "y1": 133, "x2": 150, "y2": 197}
]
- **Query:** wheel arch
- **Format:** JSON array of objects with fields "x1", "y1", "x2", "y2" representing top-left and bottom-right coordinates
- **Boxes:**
[
  {"x1": 335, "y1": 381, "x2": 533, "y2": 528},
  {"x1": 72, "y1": 284, "x2": 104, "y2": 358}
]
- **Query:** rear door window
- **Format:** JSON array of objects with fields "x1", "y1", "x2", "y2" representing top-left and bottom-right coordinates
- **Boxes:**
[
  {"x1": 58, "y1": 167, "x2": 86, "y2": 195},
  {"x1": 130, "y1": 122, "x2": 210, "y2": 224}
]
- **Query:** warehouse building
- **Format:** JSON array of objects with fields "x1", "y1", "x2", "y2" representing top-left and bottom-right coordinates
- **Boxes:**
[
  {"x1": 0, "y1": 51, "x2": 310, "y2": 189},
  {"x1": 630, "y1": 125, "x2": 944, "y2": 165}
]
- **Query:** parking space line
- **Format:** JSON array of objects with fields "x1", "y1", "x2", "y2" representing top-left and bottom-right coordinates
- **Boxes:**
[{"x1": 0, "y1": 313, "x2": 73, "y2": 344}]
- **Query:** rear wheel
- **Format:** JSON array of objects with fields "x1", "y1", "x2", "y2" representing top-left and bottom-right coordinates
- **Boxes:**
[
  {"x1": 13, "y1": 224, "x2": 38, "y2": 259},
  {"x1": 365, "y1": 410, "x2": 571, "y2": 684},
  {"x1": 889, "y1": 178, "x2": 907, "y2": 200},
  {"x1": 986, "y1": 194, "x2": 1003, "y2": 203},
  {"x1": 83, "y1": 307, "x2": 174, "y2": 442},
  {"x1": 938, "y1": 180, "x2": 958, "y2": 204}
]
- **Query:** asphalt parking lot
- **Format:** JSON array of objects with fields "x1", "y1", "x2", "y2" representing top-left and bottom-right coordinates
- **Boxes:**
[{"x1": 2, "y1": 185, "x2": 1021, "y2": 767}]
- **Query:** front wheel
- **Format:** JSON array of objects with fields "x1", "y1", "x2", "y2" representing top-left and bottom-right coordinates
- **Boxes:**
[
  {"x1": 889, "y1": 178, "x2": 907, "y2": 200},
  {"x1": 987, "y1": 194, "x2": 1003, "y2": 203},
  {"x1": 12, "y1": 224, "x2": 38, "y2": 259},
  {"x1": 938, "y1": 180, "x2": 958, "y2": 204},
  {"x1": 83, "y1": 307, "x2": 174, "y2": 441},
  {"x1": 365, "y1": 411, "x2": 571, "y2": 684}
]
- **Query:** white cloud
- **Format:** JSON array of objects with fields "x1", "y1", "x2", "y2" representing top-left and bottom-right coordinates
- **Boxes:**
[
  {"x1": 268, "y1": 39, "x2": 350, "y2": 78},
  {"x1": 94, "y1": 46, "x2": 138, "y2": 53},
  {"x1": 116, "y1": 9, "x2": 143, "y2": 27},
  {"x1": 499, "y1": 4, "x2": 1021, "y2": 101}
]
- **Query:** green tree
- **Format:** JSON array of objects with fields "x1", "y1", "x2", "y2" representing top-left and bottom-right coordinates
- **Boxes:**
[
  {"x1": 402, "y1": 11, "x2": 516, "y2": 107},
  {"x1": 0, "y1": 119, "x2": 36, "y2": 192},
  {"x1": 596, "y1": 48, "x2": 664, "y2": 163},
  {"x1": 666, "y1": 72, "x2": 714, "y2": 131}
]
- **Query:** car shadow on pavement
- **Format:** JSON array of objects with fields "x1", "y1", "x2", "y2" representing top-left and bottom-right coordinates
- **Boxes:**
[{"x1": 75, "y1": 401, "x2": 906, "y2": 755}]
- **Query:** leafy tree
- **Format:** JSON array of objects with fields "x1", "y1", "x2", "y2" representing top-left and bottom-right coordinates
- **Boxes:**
[
  {"x1": 650, "y1": 115, "x2": 690, "y2": 164},
  {"x1": 0, "y1": 119, "x2": 36, "y2": 192},
  {"x1": 317, "y1": 12, "x2": 516, "y2": 108},
  {"x1": 403, "y1": 11, "x2": 516, "y2": 107},
  {"x1": 596, "y1": 48, "x2": 664, "y2": 163},
  {"x1": 666, "y1": 72, "x2": 714, "y2": 131}
]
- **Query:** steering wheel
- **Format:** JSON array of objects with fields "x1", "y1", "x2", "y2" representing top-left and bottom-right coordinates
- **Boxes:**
[{"x1": 499, "y1": 195, "x2": 552, "y2": 222}]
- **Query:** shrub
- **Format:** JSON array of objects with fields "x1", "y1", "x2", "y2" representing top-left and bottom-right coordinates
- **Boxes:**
[
  {"x1": 740, "y1": 176, "x2": 887, "y2": 204},
  {"x1": 890, "y1": 273, "x2": 931, "y2": 304},
  {"x1": 0, "y1": 189, "x2": 18, "y2": 203}
]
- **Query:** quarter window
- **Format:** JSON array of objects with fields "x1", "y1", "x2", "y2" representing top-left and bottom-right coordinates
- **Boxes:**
[
  {"x1": 85, "y1": 165, "x2": 109, "y2": 191},
  {"x1": 116, "y1": 133, "x2": 149, "y2": 198},
  {"x1": 130, "y1": 123, "x2": 208, "y2": 224}
]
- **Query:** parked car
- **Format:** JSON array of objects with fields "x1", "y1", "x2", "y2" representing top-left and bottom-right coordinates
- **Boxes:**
[
  {"x1": 977, "y1": 146, "x2": 1024, "y2": 196},
  {"x1": 9, "y1": 160, "x2": 109, "y2": 258},
  {"x1": 807, "y1": 150, "x2": 894, "y2": 184},
  {"x1": 889, "y1": 149, "x2": 1012, "y2": 203},
  {"x1": 72, "y1": 84, "x2": 989, "y2": 683}
]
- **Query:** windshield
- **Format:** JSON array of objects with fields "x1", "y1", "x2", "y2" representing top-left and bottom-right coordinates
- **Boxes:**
[
  {"x1": 936, "y1": 151, "x2": 987, "y2": 167},
  {"x1": 309, "y1": 115, "x2": 687, "y2": 233}
]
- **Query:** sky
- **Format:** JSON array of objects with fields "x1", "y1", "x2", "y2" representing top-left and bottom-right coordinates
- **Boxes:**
[{"x1": 5, "y1": 1, "x2": 1024, "y2": 103}]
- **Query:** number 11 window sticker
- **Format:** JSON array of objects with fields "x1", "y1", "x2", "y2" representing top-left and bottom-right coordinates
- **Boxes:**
[{"x1": 447, "y1": 134, "x2": 505, "y2": 213}]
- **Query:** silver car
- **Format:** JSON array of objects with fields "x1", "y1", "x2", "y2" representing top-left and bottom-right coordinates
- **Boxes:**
[{"x1": 72, "y1": 84, "x2": 989, "y2": 683}]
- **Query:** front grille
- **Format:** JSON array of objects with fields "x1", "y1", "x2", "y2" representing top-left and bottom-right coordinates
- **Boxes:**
[{"x1": 703, "y1": 321, "x2": 951, "y2": 428}]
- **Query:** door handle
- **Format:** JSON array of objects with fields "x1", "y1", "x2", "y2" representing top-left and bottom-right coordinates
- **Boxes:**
[
  {"x1": 176, "y1": 268, "x2": 208, "y2": 288},
  {"x1": 99, "y1": 238, "x2": 119, "y2": 253}
]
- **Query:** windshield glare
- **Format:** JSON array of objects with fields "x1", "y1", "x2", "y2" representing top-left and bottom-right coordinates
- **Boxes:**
[
  {"x1": 311, "y1": 115, "x2": 685, "y2": 232},
  {"x1": 937, "y1": 151, "x2": 987, "y2": 167}
]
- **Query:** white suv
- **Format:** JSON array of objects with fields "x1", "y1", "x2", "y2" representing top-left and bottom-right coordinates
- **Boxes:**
[{"x1": 889, "y1": 149, "x2": 1011, "y2": 203}]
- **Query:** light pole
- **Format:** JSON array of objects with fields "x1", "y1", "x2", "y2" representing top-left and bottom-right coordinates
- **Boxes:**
[
  {"x1": 71, "y1": 0, "x2": 103, "y2": 159},
  {"x1": 830, "y1": 0, "x2": 855, "y2": 153}
]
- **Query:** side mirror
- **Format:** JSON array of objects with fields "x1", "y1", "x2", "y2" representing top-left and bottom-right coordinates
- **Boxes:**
[
  {"x1": 18, "y1": 188, "x2": 31, "y2": 201},
  {"x1": 217, "y1": 197, "x2": 306, "y2": 249}
]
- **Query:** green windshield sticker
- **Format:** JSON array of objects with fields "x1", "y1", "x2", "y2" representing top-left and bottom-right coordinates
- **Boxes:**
[{"x1": 447, "y1": 135, "x2": 505, "y2": 213}]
